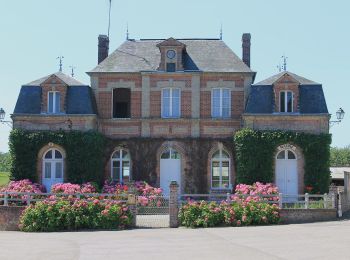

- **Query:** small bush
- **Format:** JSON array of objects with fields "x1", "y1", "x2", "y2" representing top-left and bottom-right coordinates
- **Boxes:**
[
  {"x1": 19, "y1": 198, "x2": 132, "y2": 232},
  {"x1": 51, "y1": 182, "x2": 98, "y2": 194}
]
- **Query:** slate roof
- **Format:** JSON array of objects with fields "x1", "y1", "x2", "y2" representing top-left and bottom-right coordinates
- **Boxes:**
[
  {"x1": 89, "y1": 39, "x2": 253, "y2": 73},
  {"x1": 14, "y1": 73, "x2": 96, "y2": 115},
  {"x1": 245, "y1": 71, "x2": 328, "y2": 114},
  {"x1": 26, "y1": 71, "x2": 86, "y2": 86},
  {"x1": 254, "y1": 71, "x2": 319, "y2": 85}
]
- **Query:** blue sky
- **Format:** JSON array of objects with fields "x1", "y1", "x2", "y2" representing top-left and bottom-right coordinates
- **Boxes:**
[{"x1": 0, "y1": 0, "x2": 349, "y2": 152}]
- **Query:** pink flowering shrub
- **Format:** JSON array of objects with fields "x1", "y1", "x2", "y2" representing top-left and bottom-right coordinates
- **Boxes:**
[
  {"x1": 233, "y1": 182, "x2": 279, "y2": 202},
  {"x1": 102, "y1": 181, "x2": 128, "y2": 194},
  {"x1": 51, "y1": 182, "x2": 97, "y2": 194},
  {"x1": 0, "y1": 179, "x2": 45, "y2": 205},
  {"x1": 19, "y1": 197, "x2": 132, "y2": 232}
]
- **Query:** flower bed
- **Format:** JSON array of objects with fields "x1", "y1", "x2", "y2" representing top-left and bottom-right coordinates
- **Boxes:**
[
  {"x1": 179, "y1": 182, "x2": 280, "y2": 228},
  {"x1": 0, "y1": 179, "x2": 45, "y2": 205},
  {"x1": 19, "y1": 197, "x2": 132, "y2": 232},
  {"x1": 51, "y1": 182, "x2": 97, "y2": 194}
]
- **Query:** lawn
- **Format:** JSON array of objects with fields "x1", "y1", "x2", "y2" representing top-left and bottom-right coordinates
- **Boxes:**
[{"x1": 0, "y1": 172, "x2": 10, "y2": 187}]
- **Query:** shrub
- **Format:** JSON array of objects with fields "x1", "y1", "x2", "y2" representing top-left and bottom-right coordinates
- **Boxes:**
[
  {"x1": 233, "y1": 182, "x2": 279, "y2": 202},
  {"x1": 19, "y1": 198, "x2": 132, "y2": 232},
  {"x1": 0, "y1": 179, "x2": 45, "y2": 205},
  {"x1": 51, "y1": 182, "x2": 97, "y2": 194}
]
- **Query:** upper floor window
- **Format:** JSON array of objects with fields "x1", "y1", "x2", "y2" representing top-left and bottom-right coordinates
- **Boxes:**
[
  {"x1": 113, "y1": 88, "x2": 130, "y2": 118},
  {"x1": 280, "y1": 91, "x2": 293, "y2": 113},
  {"x1": 212, "y1": 88, "x2": 231, "y2": 118},
  {"x1": 48, "y1": 91, "x2": 60, "y2": 114},
  {"x1": 162, "y1": 88, "x2": 180, "y2": 118}
]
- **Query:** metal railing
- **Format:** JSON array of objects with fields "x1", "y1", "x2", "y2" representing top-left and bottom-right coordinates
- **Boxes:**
[
  {"x1": 179, "y1": 192, "x2": 336, "y2": 209},
  {"x1": 0, "y1": 191, "x2": 128, "y2": 206}
]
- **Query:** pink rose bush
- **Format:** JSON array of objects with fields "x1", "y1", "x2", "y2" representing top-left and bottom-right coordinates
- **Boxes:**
[
  {"x1": 51, "y1": 182, "x2": 97, "y2": 194},
  {"x1": 0, "y1": 179, "x2": 45, "y2": 205},
  {"x1": 179, "y1": 182, "x2": 280, "y2": 228},
  {"x1": 19, "y1": 197, "x2": 132, "y2": 232}
]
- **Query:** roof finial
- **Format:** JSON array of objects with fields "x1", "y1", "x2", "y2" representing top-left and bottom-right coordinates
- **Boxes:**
[
  {"x1": 56, "y1": 56, "x2": 64, "y2": 72},
  {"x1": 220, "y1": 23, "x2": 223, "y2": 40},
  {"x1": 108, "y1": 0, "x2": 112, "y2": 38},
  {"x1": 126, "y1": 22, "x2": 129, "y2": 40},
  {"x1": 277, "y1": 55, "x2": 288, "y2": 72},
  {"x1": 69, "y1": 65, "x2": 76, "y2": 77}
]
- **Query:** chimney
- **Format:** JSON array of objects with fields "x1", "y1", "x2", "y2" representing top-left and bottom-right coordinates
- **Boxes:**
[
  {"x1": 242, "y1": 33, "x2": 251, "y2": 67},
  {"x1": 98, "y1": 35, "x2": 109, "y2": 64}
]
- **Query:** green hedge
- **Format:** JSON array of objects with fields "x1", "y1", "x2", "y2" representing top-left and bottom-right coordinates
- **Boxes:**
[
  {"x1": 9, "y1": 129, "x2": 106, "y2": 185},
  {"x1": 234, "y1": 129, "x2": 332, "y2": 194}
]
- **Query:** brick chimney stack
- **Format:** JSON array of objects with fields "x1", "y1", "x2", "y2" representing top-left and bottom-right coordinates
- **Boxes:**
[
  {"x1": 242, "y1": 33, "x2": 251, "y2": 68},
  {"x1": 98, "y1": 35, "x2": 109, "y2": 64}
]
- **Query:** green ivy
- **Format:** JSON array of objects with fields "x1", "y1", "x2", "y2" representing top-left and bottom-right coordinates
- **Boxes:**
[
  {"x1": 9, "y1": 129, "x2": 106, "y2": 185},
  {"x1": 234, "y1": 129, "x2": 332, "y2": 194}
]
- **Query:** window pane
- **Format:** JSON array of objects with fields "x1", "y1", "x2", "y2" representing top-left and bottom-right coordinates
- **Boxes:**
[
  {"x1": 162, "y1": 89, "x2": 171, "y2": 118},
  {"x1": 222, "y1": 161, "x2": 230, "y2": 188},
  {"x1": 122, "y1": 150, "x2": 129, "y2": 159},
  {"x1": 55, "y1": 92, "x2": 60, "y2": 113},
  {"x1": 55, "y1": 162, "x2": 63, "y2": 179},
  {"x1": 55, "y1": 150, "x2": 62, "y2": 159},
  {"x1": 44, "y1": 162, "x2": 51, "y2": 178},
  {"x1": 212, "y1": 162, "x2": 220, "y2": 188},
  {"x1": 172, "y1": 95, "x2": 180, "y2": 118},
  {"x1": 212, "y1": 89, "x2": 221, "y2": 117},
  {"x1": 45, "y1": 150, "x2": 52, "y2": 159},
  {"x1": 280, "y1": 92, "x2": 285, "y2": 112},
  {"x1": 112, "y1": 161, "x2": 120, "y2": 182},
  {"x1": 113, "y1": 88, "x2": 131, "y2": 118},
  {"x1": 287, "y1": 92, "x2": 293, "y2": 112},
  {"x1": 221, "y1": 151, "x2": 229, "y2": 158},
  {"x1": 122, "y1": 161, "x2": 130, "y2": 182},
  {"x1": 112, "y1": 151, "x2": 121, "y2": 159},
  {"x1": 161, "y1": 150, "x2": 170, "y2": 159},
  {"x1": 288, "y1": 151, "x2": 296, "y2": 159},
  {"x1": 212, "y1": 151, "x2": 221, "y2": 159},
  {"x1": 48, "y1": 92, "x2": 54, "y2": 113},
  {"x1": 171, "y1": 150, "x2": 180, "y2": 159},
  {"x1": 277, "y1": 151, "x2": 285, "y2": 159}
]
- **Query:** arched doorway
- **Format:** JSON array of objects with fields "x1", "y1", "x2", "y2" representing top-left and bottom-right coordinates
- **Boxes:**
[
  {"x1": 160, "y1": 148, "x2": 181, "y2": 195},
  {"x1": 42, "y1": 148, "x2": 64, "y2": 192},
  {"x1": 275, "y1": 149, "x2": 298, "y2": 197}
]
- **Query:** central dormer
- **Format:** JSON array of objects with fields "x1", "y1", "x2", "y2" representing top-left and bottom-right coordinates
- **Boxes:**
[{"x1": 156, "y1": 38, "x2": 186, "y2": 72}]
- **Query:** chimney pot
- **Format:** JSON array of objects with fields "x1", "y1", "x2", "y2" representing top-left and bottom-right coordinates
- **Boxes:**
[
  {"x1": 98, "y1": 35, "x2": 109, "y2": 64},
  {"x1": 242, "y1": 33, "x2": 251, "y2": 68}
]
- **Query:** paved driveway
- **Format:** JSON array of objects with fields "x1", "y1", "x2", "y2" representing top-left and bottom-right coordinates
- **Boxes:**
[{"x1": 1, "y1": 220, "x2": 349, "y2": 260}]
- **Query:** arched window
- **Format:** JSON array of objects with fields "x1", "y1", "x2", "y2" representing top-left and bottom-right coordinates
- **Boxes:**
[
  {"x1": 211, "y1": 149, "x2": 230, "y2": 189},
  {"x1": 111, "y1": 149, "x2": 130, "y2": 183},
  {"x1": 42, "y1": 148, "x2": 64, "y2": 191},
  {"x1": 160, "y1": 148, "x2": 181, "y2": 159},
  {"x1": 276, "y1": 149, "x2": 297, "y2": 160}
]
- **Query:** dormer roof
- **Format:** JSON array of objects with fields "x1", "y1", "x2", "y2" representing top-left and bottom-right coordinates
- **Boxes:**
[{"x1": 254, "y1": 71, "x2": 320, "y2": 86}]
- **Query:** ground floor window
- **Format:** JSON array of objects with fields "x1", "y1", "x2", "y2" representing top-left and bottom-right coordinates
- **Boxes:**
[
  {"x1": 211, "y1": 149, "x2": 230, "y2": 189},
  {"x1": 111, "y1": 149, "x2": 130, "y2": 183}
]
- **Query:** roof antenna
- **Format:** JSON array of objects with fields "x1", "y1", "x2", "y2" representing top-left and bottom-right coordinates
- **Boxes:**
[
  {"x1": 126, "y1": 22, "x2": 129, "y2": 40},
  {"x1": 219, "y1": 23, "x2": 223, "y2": 40},
  {"x1": 108, "y1": 0, "x2": 112, "y2": 38},
  {"x1": 69, "y1": 65, "x2": 76, "y2": 77},
  {"x1": 57, "y1": 56, "x2": 64, "y2": 72},
  {"x1": 282, "y1": 55, "x2": 288, "y2": 71}
]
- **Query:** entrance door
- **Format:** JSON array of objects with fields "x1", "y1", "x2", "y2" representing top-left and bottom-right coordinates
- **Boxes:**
[
  {"x1": 42, "y1": 149, "x2": 64, "y2": 192},
  {"x1": 160, "y1": 148, "x2": 181, "y2": 196},
  {"x1": 276, "y1": 150, "x2": 298, "y2": 199}
]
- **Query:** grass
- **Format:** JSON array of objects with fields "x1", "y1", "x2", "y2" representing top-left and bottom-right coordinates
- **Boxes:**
[{"x1": 0, "y1": 172, "x2": 10, "y2": 187}]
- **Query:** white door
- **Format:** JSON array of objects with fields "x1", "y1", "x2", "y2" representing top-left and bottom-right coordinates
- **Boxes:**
[
  {"x1": 160, "y1": 148, "x2": 181, "y2": 196},
  {"x1": 276, "y1": 150, "x2": 298, "y2": 200},
  {"x1": 42, "y1": 149, "x2": 64, "y2": 192}
]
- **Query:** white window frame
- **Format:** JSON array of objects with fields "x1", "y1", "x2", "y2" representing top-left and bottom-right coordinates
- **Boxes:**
[
  {"x1": 110, "y1": 149, "x2": 131, "y2": 183},
  {"x1": 161, "y1": 88, "x2": 181, "y2": 118},
  {"x1": 211, "y1": 149, "x2": 231, "y2": 190},
  {"x1": 279, "y1": 90, "x2": 293, "y2": 113},
  {"x1": 42, "y1": 149, "x2": 64, "y2": 181},
  {"x1": 47, "y1": 91, "x2": 60, "y2": 114},
  {"x1": 211, "y1": 88, "x2": 231, "y2": 118}
]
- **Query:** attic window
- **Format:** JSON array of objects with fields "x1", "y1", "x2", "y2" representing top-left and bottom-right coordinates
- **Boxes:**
[
  {"x1": 113, "y1": 88, "x2": 131, "y2": 118},
  {"x1": 280, "y1": 91, "x2": 293, "y2": 113},
  {"x1": 166, "y1": 63, "x2": 176, "y2": 72},
  {"x1": 48, "y1": 91, "x2": 60, "y2": 114}
]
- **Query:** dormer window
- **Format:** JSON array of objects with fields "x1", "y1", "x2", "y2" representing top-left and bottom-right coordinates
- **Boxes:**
[
  {"x1": 166, "y1": 63, "x2": 176, "y2": 72},
  {"x1": 156, "y1": 38, "x2": 185, "y2": 71},
  {"x1": 280, "y1": 91, "x2": 293, "y2": 113},
  {"x1": 48, "y1": 91, "x2": 60, "y2": 114}
]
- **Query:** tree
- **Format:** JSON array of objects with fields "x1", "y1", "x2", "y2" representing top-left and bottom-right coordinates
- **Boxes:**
[
  {"x1": 0, "y1": 152, "x2": 11, "y2": 172},
  {"x1": 330, "y1": 146, "x2": 350, "y2": 167}
]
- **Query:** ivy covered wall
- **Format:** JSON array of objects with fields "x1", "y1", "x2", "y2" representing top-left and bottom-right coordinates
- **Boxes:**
[{"x1": 234, "y1": 128, "x2": 332, "y2": 193}]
